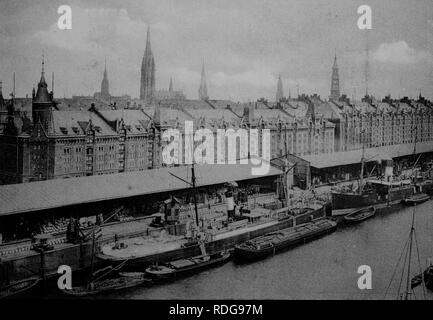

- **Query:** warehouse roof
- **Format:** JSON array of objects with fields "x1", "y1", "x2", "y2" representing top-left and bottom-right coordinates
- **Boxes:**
[
  {"x1": 0, "y1": 160, "x2": 281, "y2": 216},
  {"x1": 303, "y1": 141, "x2": 433, "y2": 169}
]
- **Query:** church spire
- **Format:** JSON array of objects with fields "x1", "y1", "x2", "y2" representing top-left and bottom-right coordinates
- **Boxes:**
[
  {"x1": 0, "y1": 81, "x2": 5, "y2": 111},
  {"x1": 276, "y1": 75, "x2": 284, "y2": 101},
  {"x1": 145, "y1": 25, "x2": 151, "y2": 53},
  {"x1": 330, "y1": 52, "x2": 340, "y2": 101},
  {"x1": 140, "y1": 25, "x2": 155, "y2": 102},
  {"x1": 101, "y1": 58, "x2": 110, "y2": 99},
  {"x1": 34, "y1": 54, "x2": 50, "y2": 103},
  {"x1": 199, "y1": 61, "x2": 208, "y2": 100},
  {"x1": 169, "y1": 77, "x2": 173, "y2": 92}
]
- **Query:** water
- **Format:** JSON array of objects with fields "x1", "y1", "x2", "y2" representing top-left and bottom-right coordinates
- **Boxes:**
[{"x1": 100, "y1": 201, "x2": 433, "y2": 300}]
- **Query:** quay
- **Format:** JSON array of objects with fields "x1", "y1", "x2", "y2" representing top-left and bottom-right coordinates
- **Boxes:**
[
  {"x1": 1, "y1": 147, "x2": 433, "y2": 289},
  {"x1": 0, "y1": 161, "x2": 289, "y2": 285}
]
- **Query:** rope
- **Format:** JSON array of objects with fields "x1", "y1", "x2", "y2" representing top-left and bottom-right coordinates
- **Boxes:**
[
  {"x1": 413, "y1": 230, "x2": 426, "y2": 299},
  {"x1": 384, "y1": 234, "x2": 409, "y2": 299},
  {"x1": 396, "y1": 238, "x2": 409, "y2": 299}
]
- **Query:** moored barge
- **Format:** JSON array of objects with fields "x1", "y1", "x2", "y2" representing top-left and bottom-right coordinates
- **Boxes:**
[
  {"x1": 233, "y1": 218, "x2": 337, "y2": 262},
  {"x1": 145, "y1": 251, "x2": 231, "y2": 281}
]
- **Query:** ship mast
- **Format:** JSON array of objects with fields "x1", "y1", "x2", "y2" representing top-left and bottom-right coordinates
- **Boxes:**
[
  {"x1": 191, "y1": 162, "x2": 200, "y2": 228},
  {"x1": 359, "y1": 130, "x2": 366, "y2": 194},
  {"x1": 168, "y1": 132, "x2": 200, "y2": 229},
  {"x1": 384, "y1": 126, "x2": 425, "y2": 300}
]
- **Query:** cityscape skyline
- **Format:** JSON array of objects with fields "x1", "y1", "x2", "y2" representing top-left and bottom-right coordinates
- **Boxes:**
[{"x1": 0, "y1": 0, "x2": 432, "y2": 101}]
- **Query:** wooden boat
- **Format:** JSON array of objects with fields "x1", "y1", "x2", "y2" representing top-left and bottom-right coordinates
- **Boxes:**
[
  {"x1": 234, "y1": 219, "x2": 337, "y2": 262},
  {"x1": 402, "y1": 193, "x2": 430, "y2": 206},
  {"x1": 0, "y1": 277, "x2": 40, "y2": 299},
  {"x1": 61, "y1": 275, "x2": 150, "y2": 297},
  {"x1": 343, "y1": 206, "x2": 375, "y2": 224},
  {"x1": 145, "y1": 251, "x2": 231, "y2": 280}
]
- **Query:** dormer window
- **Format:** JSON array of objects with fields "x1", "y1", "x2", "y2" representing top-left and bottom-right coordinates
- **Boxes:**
[
  {"x1": 94, "y1": 126, "x2": 101, "y2": 133},
  {"x1": 59, "y1": 127, "x2": 68, "y2": 135},
  {"x1": 71, "y1": 127, "x2": 79, "y2": 134}
]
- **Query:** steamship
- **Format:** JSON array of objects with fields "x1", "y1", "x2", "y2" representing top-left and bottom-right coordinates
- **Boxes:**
[{"x1": 332, "y1": 159, "x2": 433, "y2": 210}]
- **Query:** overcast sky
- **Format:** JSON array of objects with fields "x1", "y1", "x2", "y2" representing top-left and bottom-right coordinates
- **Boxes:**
[{"x1": 0, "y1": 0, "x2": 432, "y2": 101}]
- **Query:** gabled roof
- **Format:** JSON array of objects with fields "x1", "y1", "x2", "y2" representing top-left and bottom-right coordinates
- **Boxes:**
[{"x1": 51, "y1": 110, "x2": 116, "y2": 136}]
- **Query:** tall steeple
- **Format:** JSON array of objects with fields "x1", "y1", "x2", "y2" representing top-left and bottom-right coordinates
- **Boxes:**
[
  {"x1": 0, "y1": 81, "x2": 5, "y2": 109},
  {"x1": 140, "y1": 25, "x2": 155, "y2": 103},
  {"x1": 330, "y1": 53, "x2": 340, "y2": 101},
  {"x1": 276, "y1": 75, "x2": 284, "y2": 101},
  {"x1": 198, "y1": 61, "x2": 208, "y2": 100},
  {"x1": 100, "y1": 58, "x2": 110, "y2": 100},
  {"x1": 169, "y1": 77, "x2": 173, "y2": 92}
]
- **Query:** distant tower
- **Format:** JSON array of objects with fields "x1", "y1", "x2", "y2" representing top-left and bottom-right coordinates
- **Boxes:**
[
  {"x1": 198, "y1": 62, "x2": 208, "y2": 100},
  {"x1": 0, "y1": 81, "x2": 7, "y2": 125},
  {"x1": 140, "y1": 26, "x2": 155, "y2": 102},
  {"x1": 100, "y1": 59, "x2": 110, "y2": 100},
  {"x1": 330, "y1": 53, "x2": 340, "y2": 100},
  {"x1": 32, "y1": 55, "x2": 54, "y2": 133},
  {"x1": 0, "y1": 81, "x2": 5, "y2": 109},
  {"x1": 169, "y1": 77, "x2": 173, "y2": 92},
  {"x1": 276, "y1": 75, "x2": 284, "y2": 101}
]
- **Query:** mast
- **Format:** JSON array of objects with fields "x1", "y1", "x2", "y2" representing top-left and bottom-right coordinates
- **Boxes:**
[
  {"x1": 404, "y1": 207, "x2": 416, "y2": 299},
  {"x1": 385, "y1": 124, "x2": 425, "y2": 300},
  {"x1": 191, "y1": 162, "x2": 200, "y2": 228},
  {"x1": 89, "y1": 226, "x2": 96, "y2": 286},
  {"x1": 359, "y1": 130, "x2": 365, "y2": 194}
]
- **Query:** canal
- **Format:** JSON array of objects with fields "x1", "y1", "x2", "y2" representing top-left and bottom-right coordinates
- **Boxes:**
[{"x1": 98, "y1": 201, "x2": 433, "y2": 299}]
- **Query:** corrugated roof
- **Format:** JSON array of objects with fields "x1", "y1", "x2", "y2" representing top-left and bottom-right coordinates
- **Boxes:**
[{"x1": 0, "y1": 161, "x2": 282, "y2": 216}]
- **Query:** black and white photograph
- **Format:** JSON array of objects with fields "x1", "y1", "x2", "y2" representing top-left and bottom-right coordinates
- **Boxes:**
[{"x1": 0, "y1": 0, "x2": 433, "y2": 306}]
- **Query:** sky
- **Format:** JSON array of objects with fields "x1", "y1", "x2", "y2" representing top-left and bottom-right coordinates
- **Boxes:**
[{"x1": 0, "y1": 0, "x2": 432, "y2": 101}]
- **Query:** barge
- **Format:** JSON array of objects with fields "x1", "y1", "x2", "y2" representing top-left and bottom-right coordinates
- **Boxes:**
[
  {"x1": 233, "y1": 218, "x2": 337, "y2": 262},
  {"x1": 145, "y1": 251, "x2": 231, "y2": 281}
]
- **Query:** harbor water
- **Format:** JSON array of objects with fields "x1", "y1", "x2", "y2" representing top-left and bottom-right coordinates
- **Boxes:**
[{"x1": 97, "y1": 200, "x2": 433, "y2": 300}]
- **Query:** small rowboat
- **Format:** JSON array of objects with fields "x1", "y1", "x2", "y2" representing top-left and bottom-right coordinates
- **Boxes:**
[
  {"x1": 61, "y1": 275, "x2": 150, "y2": 297},
  {"x1": 145, "y1": 251, "x2": 231, "y2": 281},
  {"x1": 402, "y1": 193, "x2": 430, "y2": 206},
  {"x1": 0, "y1": 277, "x2": 40, "y2": 299},
  {"x1": 343, "y1": 206, "x2": 375, "y2": 224}
]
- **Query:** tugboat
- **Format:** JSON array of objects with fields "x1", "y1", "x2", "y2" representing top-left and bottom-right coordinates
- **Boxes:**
[
  {"x1": 145, "y1": 250, "x2": 231, "y2": 281},
  {"x1": 234, "y1": 218, "x2": 337, "y2": 262},
  {"x1": 343, "y1": 206, "x2": 376, "y2": 224},
  {"x1": 332, "y1": 130, "x2": 425, "y2": 211}
]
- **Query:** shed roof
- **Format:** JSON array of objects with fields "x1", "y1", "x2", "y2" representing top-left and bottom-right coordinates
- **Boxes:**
[{"x1": 0, "y1": 160, "x2": 282, "y2": 216}]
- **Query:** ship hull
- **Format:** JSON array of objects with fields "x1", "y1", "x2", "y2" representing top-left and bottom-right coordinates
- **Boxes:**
[
  {"x1": 332, "y1": 185, "x2": 414, "y2": 210},
  {"x1": 97, "y1": 206, "x2": 327, "y2": 270},
  {"x1": 145, "y1": 252, "x2": 231, "y2": 281},
  {"x1": 234, "y1": 219, "x2": 337, "y2": 262}
]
